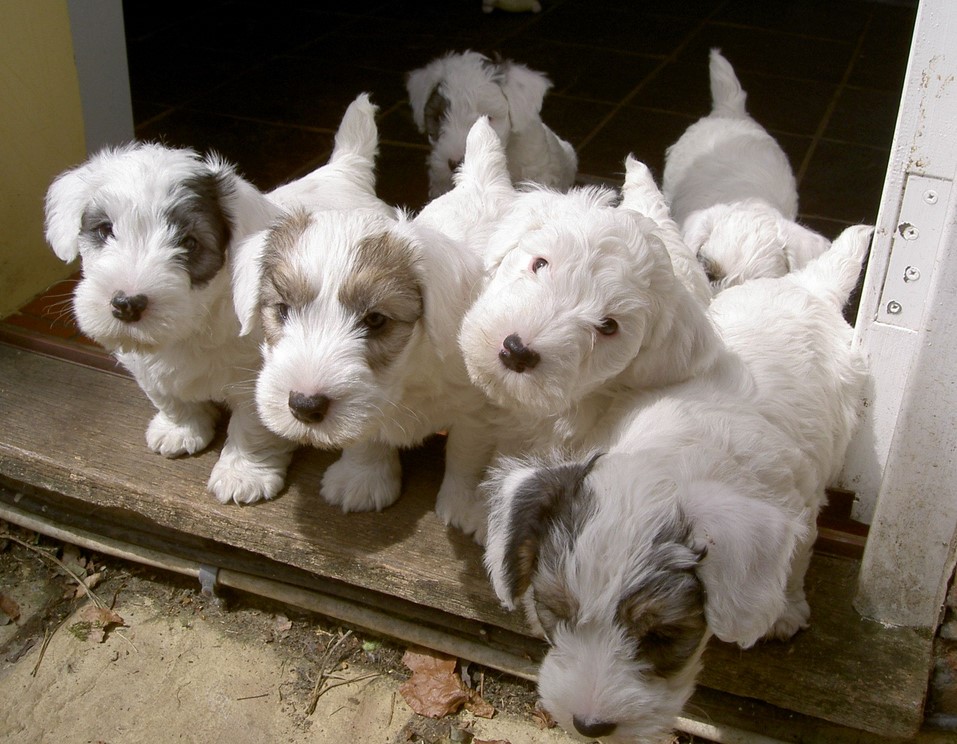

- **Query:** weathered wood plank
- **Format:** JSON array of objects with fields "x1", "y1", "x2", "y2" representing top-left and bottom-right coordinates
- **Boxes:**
[{"x1": 0, "y1": 343, "x2": 934, "y2": 737}]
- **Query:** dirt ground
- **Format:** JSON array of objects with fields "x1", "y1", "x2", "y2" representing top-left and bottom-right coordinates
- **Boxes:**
[{"x1": 0, "y1": 521, "x2": 706, "y2": 744}]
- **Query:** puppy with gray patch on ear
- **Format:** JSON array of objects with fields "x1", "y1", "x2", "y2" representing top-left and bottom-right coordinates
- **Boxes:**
[
  {"x1": 406, "y1": 49, "x2": 577, "y2": 199},
  {"x1": 233, "y1": 118, "x2": 514, "y2": 541},
  {"x1": 662, "y1": 49, "x2": 829, "y2": 294},
  {"x1": 482, "y1": 224, "x2": 871, "y2": 743},
  {"x1": 44, "y1": 92, "x2": 387, "y2": 506}
]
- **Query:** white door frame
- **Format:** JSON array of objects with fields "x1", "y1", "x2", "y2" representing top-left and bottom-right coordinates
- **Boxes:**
[{"x1": 843, "y1": 0, "x2": 957, "y2": 628}]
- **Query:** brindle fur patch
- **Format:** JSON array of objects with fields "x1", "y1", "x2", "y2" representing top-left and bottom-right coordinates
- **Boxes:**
[
  {"x1": 502, "y1": 455, "x2": 601, "y2": 602},
  {"x1": 616, "y1": 514, "x2": 706, "y2": 678},
  {"x1": 168, "y1": 172, "x2": 233, "y2": 287},
  {"x1": 339, "y1": 231, "x2": 422, "y2": 373},
  {"x1": 424, "y1": 87, "x2": 449, "y2": 142},
  {"x1": 79, "y1": 207, "x2": 112, "y2": 249},
  {"x1": 258, "y1": 209, "x2": 314, "y2": 346}
]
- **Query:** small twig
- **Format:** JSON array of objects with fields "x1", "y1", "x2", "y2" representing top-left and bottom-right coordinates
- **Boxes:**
[
  {"x1": 306, "y1": 630, "x2": 354, "y2": 716},
  {"x1": 235, "y1": 692, "x2": 270, "y2": 701},
  {"x1": 31, "y1": 624, "x2": 55, "y2": 677},
  {"x1": 114, "y1": 629, "x2": 138, "y2": 653},
  {"x1": 1, "y1": 532, "x2": 104, "y2": 609},
  {"x1": 316, "y1": 672, "x2": 380, "y2": 697}
]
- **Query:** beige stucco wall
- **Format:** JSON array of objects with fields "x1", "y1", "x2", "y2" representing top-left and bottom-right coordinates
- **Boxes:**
[{"x1": 0, "y1": 1, "x2": 86, "y2": 318}]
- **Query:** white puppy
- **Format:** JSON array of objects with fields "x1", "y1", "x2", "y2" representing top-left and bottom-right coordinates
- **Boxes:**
[
  {"x1": 232, "y1": 119, "x2": 513, "y2": 540},
  {"x1": 44, "y1": 93, "x2": 387, "y2": 505},
  {"x1": 406, "y1": 50, "x2": 577, "y2": 199},
  {"x1": 663, "y1": 49, "x2": 829, "y2": 293},
  {"x1": 483, "y1": 225, "x2": 872, "y2": 743},
  {"x1": 458, "y1": 160, "x2": 719, "y2": 459}
]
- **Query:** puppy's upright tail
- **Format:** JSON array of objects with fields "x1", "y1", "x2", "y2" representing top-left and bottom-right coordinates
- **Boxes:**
[
  {"x1": 709, "y1": 48, "x2": 748, "y2": 119},
  {"x1": 794, "y1": 225, "x2": 873, "y2": 309},
  {"x1": 330, "y1": 92, "x2": 379, "y2": 165},
  {"x1": 456, "y1": 116, "x2": 511, "y2": 192}
]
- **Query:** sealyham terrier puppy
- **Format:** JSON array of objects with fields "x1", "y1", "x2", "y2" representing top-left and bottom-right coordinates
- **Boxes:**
[
  {"x1": 483, "y1": 224, "x2": 872, "y2": 743},
  {"x1": 406, "y1": 50, "x2": 577, "y2": 199},
  {"x1": 663, "y1": 49, "x2": 829, "y2": 293},
  {"x1": 232, "y1": 118, "x2": 513, "y2": 541},
  {"x1": 458, "y1": 159, "x2": 720, "y2": 460},
  {"x1": 44, "y1": 93, "x2": 388, "y2": 505}
]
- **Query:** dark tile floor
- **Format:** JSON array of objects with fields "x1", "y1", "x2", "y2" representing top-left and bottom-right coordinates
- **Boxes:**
[
  {"x1": 1, "y1": 0, "x2": 918, "y2": 342},
  {"x1": 126, "y1": 0, "x2": 917, "y2": 239}
]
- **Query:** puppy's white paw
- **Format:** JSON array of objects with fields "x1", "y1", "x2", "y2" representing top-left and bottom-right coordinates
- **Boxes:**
[
  {"x1": 146, "y1": 408, "x2": 217, "y2": 457},
  {"x1": 322, "y1": 450, "x2": 401, "y2": 512},
  {"x1": 435, "y1": 483, "x2": 488, "y2": 545},
  {"x1": 208, "y1": 448, "x2": 286, "y2": 505},
  {"x1": 765, "y1": 596, "x2": 811, "y2": 641}
]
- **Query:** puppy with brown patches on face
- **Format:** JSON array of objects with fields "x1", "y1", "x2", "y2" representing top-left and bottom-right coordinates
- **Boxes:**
[
  {"x1": 45, "y1": 93, "x2": 388, "y2": 506},
  {"x1": 234, "y1": 118, "x2": 514, "y2": 540},
  {"x1": 483, "y1": 225, "x2": 872, "y2": 742}
]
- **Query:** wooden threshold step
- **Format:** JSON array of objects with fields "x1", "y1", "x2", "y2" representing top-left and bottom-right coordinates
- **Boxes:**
[{"x1": 0, "y1": 342, "x2": 934, "y2": 739}]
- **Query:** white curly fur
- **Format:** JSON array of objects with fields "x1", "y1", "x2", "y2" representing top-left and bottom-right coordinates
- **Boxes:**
[
  {"x1": 234, "y1": 119, "x2": 513, "y2": 541},
  {"x1": 406, "y1": 50, "x2": 577, "y2": 198},
  {"x1": 44, "y1": 93, "x2": 386, "y2": 505},
  {"x1": 482, "y1": 224, "x2": 872, "y2": 742},
  {"x1": 458, "y1": 161, "x2": 720, "y2": 461},
  {"x1": 663, "y1": 49, "x2": 829, "y2": 294}
]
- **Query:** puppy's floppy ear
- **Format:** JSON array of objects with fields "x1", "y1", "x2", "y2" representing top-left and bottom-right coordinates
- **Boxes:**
[
  {"x1": 778, "y1": 218, "x2": 830, "y2": 272},
  {"x1": 483, "y1": 454, "x2": 600, "y2": 610},
  {"x1": 406, "y1": 60, "x2": 444, "y2": 134},
  {"x1": 499, "y1": 61, "x2": 551, "y2": 132},
  {"x1": 679, "y1": 480, "x2": 807, "y2": 648},
  {"x1": 44, "y1": 161, "x2": 97, "y2": 262},
  {"x1": 231, "y1": 228, "x2": 271, "y2": 337}
]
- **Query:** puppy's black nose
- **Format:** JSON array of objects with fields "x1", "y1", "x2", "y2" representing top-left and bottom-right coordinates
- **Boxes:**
[
  {"x1": 572, "y1": 715, "x2": 617, "y2": 738},
  {"x1": 288, "y1": 391, "x2": 330, "y2": 424},
  {"x1": 110, "y1": 291, "x2": 149, "y2": 322},
  {"x1": 499, "y1": 333, "x2": 540, "y2": 373},
  {"x1": 448, "y1": 157, "x2": 463, "y2": 173}
]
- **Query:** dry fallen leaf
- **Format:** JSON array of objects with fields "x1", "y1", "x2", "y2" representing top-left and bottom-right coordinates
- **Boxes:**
[
  {"x1": 71, "y1": 603, "x2": 126, "y2": 643},
  {"x1": 0, "y1": 592, "x2": 20, "y2": 623},
  {"x1": 73, "y1": 572, "x2": 103, "y2": 599},
  {"x1": 273, "y1": 614, "x2": 292, "y2": 634},
  {"x1": 464, "y1": 688, "x2": 496, "y2": 719},
  {"x1": 399, "y1": 647, "x2": 470, "y2": 718},
  {"x1": 532, "y1": 702, "x2": 557, "y2": 730},
  {"x1": 59, "y1": 543, "x2": 87, "y2": 578}
]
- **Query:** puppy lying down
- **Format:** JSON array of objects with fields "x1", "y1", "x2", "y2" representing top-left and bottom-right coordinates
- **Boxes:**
[
  {"x1": 482, "y1": 224, "x2": 871, "y2": 743},
  {"x1": 44, "y1": 93, "x2": 388, "y2": 505}
]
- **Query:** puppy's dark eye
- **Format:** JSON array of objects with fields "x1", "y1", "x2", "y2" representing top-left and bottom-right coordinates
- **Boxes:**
[
  {"x1": 363, "y1": 312, "x2": 387, "y2": 332},
  {"x1": 531, "y1": 257, "x2": 548, "y2": 273},
  {"x1": 276, "y1": 303, "x2": 290, "y2": 323},
  {"x1": 94, "y1": 222, "x2": 114, "y2": 242},
  {"x1": 596, "y1": 317, "x2": 618, "y2": 336},
  {"x1": 182, "y1": 235, "x2": 199, "y2": 252}
]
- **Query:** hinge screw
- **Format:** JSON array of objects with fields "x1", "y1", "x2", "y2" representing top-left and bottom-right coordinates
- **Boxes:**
[
  {"x1": 899, "y1": 223, "x2": 919, "y2": 240},
  {"x1": 924, "y1": 190, "x2": 938, "y2": 204},
  {"x1": 887, "y1": 300, "x2": 903, "y2": 315},
  {"x1": 903, "y1": 266, "x2": 921, "y2": 282}
]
